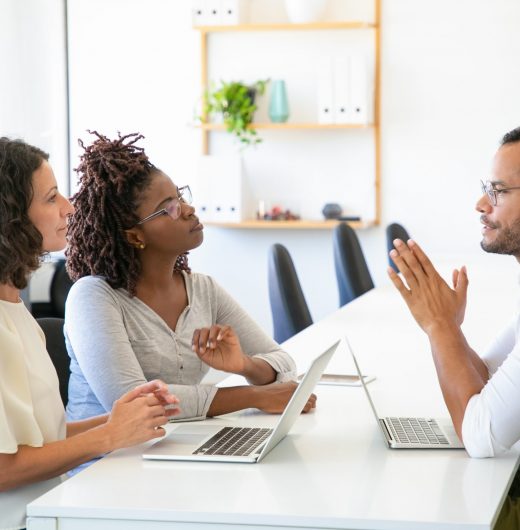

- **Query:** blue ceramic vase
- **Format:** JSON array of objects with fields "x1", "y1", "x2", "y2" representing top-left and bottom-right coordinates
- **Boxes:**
[{"x1": 269, "y1": 80, "x2": 289, "y2": 123}]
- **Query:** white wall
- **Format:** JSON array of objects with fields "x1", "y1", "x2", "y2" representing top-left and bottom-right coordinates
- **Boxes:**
[
  {"x1": 0, "y1": 0, "x2": 69, "y2": 193},
  {"x1": 66, "y1": 0, "x2": 200, "y2": 189},
  {"x1": 64, "y1": 0, "x2": 520, "y2": 334},
  {"x1": 1, "y1": 0, "x2": 69, "y2": 301},
  {"x1": 381, "y1": 0, "x2": 520, "y2": 257}
]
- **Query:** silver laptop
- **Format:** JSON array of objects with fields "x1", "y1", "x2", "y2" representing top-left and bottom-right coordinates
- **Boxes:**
[
  {"x1": 143, "y1": 340, "x2": 339, "y2": 463},
  {"x1": 346, "y1": 338, "x2": 464, "y2": 449}
]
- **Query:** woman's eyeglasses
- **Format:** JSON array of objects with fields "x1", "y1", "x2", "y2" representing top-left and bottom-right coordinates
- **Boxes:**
[{"x1": 136, "y1": 185, "x2": 192, "y2": 225}]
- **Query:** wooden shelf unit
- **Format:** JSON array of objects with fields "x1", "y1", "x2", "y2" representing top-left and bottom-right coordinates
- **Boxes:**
[
  {"x1": 198, "y1": 122, "x2": 373, "y2": 130},
  {"x1": 196, "y1": 3, "x2": 381, "y2": 229},
  {"x1": 195, "y1": 21, "x2": 377, "y2": 33},
  {"x1": 205, "y1": 219, "x2": 376, "y2": 230}
]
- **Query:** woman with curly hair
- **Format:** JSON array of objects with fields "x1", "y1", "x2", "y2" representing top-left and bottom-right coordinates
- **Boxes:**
[
  {"x1": 64, "y1": 131, "x2": 312, "y2": 423},
  {"x1": 0, "y1": 137, "x2": 178, "y2": 530}
]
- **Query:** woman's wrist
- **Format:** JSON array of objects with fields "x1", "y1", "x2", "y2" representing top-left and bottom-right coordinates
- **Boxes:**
[
  {"x1": 239, "y1": 356, "x2": 277, "y2": 385},
  {"x1": 91, "y1": 421, "x2": 117, "y2": 454},
  {"x1": 237, "y1": 354, "x2": 254, "y2": 378},
  {"x1": 209, "y1": 385, "x2": 265, "y2": 416},
  {"x1": 65, "y1": 421, "x2": 115, "y2": 459},
  {"x1": 248, "y1": 385, "x2": 267, "y2": 409}
]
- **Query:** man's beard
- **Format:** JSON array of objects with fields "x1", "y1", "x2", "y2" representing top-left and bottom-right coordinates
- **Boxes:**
[{"x1": 481, "y1": 217, "x2": 520, "y2": 255}]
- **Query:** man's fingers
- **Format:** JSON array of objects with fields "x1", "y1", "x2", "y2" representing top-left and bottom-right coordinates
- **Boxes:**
[
  {"x1": 388, "y1": 249, "x2": 418, "y2": 291},
  {"x1": 387, "y1": 266, "x2": 414, "y2": 303},
  {"x1": 406, "y1": 239, "x2": 436, "y2": 277},
  {"x1": 393, "y1": 239, "x2": 427, "y2": 284},
  {"x1": 452, "y1": 269, "x2": 459, "y2": 289},
  {"x1": 455, "y1": 266, "x2": 469, "y2": 293}
]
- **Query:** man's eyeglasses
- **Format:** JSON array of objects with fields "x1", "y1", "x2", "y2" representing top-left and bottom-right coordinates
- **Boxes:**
[
  {"x1": 136, "y1": 185, "x2": 193, "y2": 225},
  {"x1": 480, "y1": 180, "x2": 520, "y2": 207}
]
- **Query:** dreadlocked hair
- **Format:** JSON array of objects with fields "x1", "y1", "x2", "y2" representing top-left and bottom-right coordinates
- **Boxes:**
[{"x1": 66, "y1": 131, "x2": 190, "y2": 296}]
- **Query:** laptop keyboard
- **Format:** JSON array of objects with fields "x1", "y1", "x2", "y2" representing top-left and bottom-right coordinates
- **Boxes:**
[
  {"x1": 386, "y1": 417, "x2": 449, "y2": 445},
  {"x1": 193, "y1": 427, "x2": 273, "y2": 456}
]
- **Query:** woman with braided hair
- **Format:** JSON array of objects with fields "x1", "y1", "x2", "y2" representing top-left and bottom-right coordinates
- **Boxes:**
[
  {"x1": 64, "y1": 131, "x2": 311, "y2": 423},
  {"x1": 0, "y1": 137, "x2": 178, "y2": 530}
]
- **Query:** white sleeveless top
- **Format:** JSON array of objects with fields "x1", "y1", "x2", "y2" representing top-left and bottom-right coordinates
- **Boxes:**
[{"x1": 0, "y1": 300, "x2": 66, "y2": 530}]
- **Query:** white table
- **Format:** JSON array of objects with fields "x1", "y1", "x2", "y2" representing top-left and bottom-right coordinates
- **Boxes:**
[{"x1": 27, "y1": 283, "x2": 520, "y2": 530}]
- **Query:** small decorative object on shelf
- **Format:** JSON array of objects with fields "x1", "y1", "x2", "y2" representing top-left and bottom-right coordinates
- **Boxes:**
[
  {"x1": 284, "y1": 0, "x2": 328, "y2": 23},
  {"x1": 257, "y1": 204, "x2": 300, "y2": 221},
  {"x1": 202, "y1": 79, "x2": 269, "y2": 147},
  {"x1": 269, "y1": 80, "x2": 289, "y2": 123},
  {"x1": 321, "y1": 202, "x2": 342, "y2": 219}
]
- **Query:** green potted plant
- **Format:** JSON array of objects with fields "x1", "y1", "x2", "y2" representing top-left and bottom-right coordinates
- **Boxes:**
[{"x1": 202, "y1": 79, "x2": 269, "y2": 147}]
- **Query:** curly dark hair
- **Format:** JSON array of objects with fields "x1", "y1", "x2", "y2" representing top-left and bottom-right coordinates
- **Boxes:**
[
  {"x1": 502, "y1": 127, "x2": 520, "y2": 146},
  {"x1": 66, "y1": 131, "x2": 189, "y2": 296},
  {"x1": 0, "y1": 137, "x2": 48, "y2": 289}
]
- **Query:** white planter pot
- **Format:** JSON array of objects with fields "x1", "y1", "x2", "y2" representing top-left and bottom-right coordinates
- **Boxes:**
[{"x1": 284, "y1": 0, "x2": 327, "y2": 24}]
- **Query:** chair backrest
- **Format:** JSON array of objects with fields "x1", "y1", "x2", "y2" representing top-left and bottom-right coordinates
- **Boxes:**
[
  {"x1": 386, "y1": 222, "x2": 411, "y2": 272},
  {"x1": 268, "y1": 243, "x2": 313, "y2": 343},
  {"x1": 37, "y1": 317, "x2": 70, "y2": 407},
  {"x1": 333, "y1": 223, "x2": 374, "y2": 307},
  {"x1": 50, "y1": 259, "x2": 74, "y2": 319}
]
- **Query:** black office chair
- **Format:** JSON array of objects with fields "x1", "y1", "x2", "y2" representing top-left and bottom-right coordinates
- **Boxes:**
[
  {"x1": 333, "y1": 223, "x2": 374, "y2": 307},
  {"x1": 386, "y1": 222, "x2": 411, "y2": 273},
  {"x1": 268, "y1": 243, "x2": 313, "y2": 343},
  {"x1": 50, "y1": 259, "x2": 74, "y2": 319},
  {"x1": 37, "y1": 317, "x2": 70, "y2": 407}
]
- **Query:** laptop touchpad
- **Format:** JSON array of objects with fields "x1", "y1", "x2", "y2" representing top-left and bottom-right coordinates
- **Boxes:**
[{"x1": 169, "y1": 424, "x2": 221, "y2": 445}]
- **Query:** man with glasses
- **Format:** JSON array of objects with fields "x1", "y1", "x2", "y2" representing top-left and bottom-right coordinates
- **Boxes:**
[{"x1": 388, "y1": 126, "x2": 520, "y2": 458}]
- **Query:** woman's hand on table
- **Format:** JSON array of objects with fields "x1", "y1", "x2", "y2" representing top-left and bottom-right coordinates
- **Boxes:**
[
  {"x1": 105, "y1": 380, "x2": 180, "y2": 450},
  {"x1": 254, "y1": 381, "x2": 317, "y2": 414}
]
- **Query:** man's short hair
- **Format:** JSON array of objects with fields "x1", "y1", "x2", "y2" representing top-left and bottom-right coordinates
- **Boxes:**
[{"x1": 501, "y1": 127, "x2": 520, "y2": 145}]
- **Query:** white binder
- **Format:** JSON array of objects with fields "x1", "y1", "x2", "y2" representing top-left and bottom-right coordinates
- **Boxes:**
[
  {"x1": 220, "y1": 0, "x2": 248, "y2": 25},
  {"x1": 317, "y1": 56, "x2": 334, "y2": 124},
  {"x1": 195, "y1": 156, "x2": 251, "y2": 223},
  {"x1": 191, "y1": 0, "x2": 207, "y2": 26},
  {"x1": 349, "y1": 55, "x2": 370, "y2": 124},
  {"x1": 205, "y1": 0, "x2": 221, "y2": 26},
  {"x1": 212, "y1": 156, "x2": 246, "y2": 223},
  {"x1": 193, "y1": 157, "x2": 214, "y2": 222},
  {"x1": 333, "y1": 57, "x2": 351, "y2": 124},
  {"x1": 191, "y1": 0, "x2": 222, "y2": 26}
]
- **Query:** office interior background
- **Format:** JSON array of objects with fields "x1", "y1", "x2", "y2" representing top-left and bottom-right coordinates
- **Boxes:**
[{"x1": 2, "y1": 0, "x2": 520, "y2": 334}]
